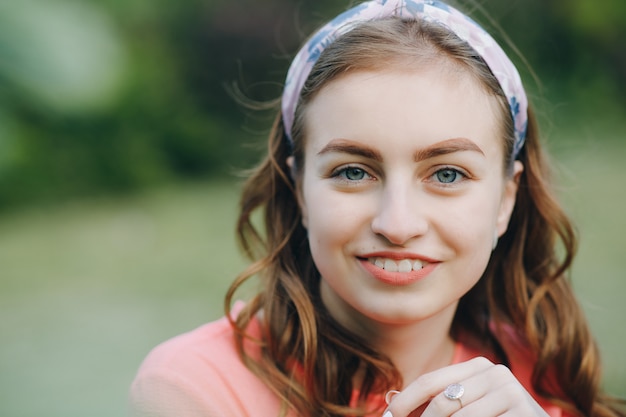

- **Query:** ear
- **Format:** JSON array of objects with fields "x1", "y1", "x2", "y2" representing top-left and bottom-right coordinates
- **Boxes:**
[
  {"x1": 496, "y1": 161, "x2": 523, "y2": 237},
  {"x1": 286, "y1": 156, "x2": 308, "y2": 229}
]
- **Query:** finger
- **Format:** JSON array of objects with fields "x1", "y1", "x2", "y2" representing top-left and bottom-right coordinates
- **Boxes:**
[
  {"x1": 421, "y1": 364, "x2": 549, "y2": 417},
  {"x1": 420, "y1": 364, "x2": 509, "y2": 417},
  {"x1": 384, "y1": 357, "x2": 495, "y2": 417},
  {"x1": 458, "y1": 379, "x2": 550, "y2": 417},
  {"x1": 420, "y1": 383, "x2": 468, "y2": 417}
]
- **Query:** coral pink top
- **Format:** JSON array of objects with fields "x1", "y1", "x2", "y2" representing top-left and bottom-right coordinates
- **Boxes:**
[{"x1": 130, "y1": 304, "x2": 569, "y2": 417}]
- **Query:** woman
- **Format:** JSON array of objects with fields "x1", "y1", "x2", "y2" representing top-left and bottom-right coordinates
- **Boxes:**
[{"x1": 130, "y1": 1, "x2": 625, "y2": 416}]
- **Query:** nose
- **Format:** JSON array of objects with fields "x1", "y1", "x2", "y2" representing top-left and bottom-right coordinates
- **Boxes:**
[{"x1": 370, "y1": 181, "x2": 428, "y2": 245}]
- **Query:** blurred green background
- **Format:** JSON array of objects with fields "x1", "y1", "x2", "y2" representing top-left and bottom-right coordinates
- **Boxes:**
[{"x1": 0, "y1": 0, "x2": 624, "y2": 416}]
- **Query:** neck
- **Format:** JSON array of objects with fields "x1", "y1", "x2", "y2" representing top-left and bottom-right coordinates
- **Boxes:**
[
  {"x1": 321, "y1": 290, "x2": 458, "y2": 387},
  {"x1": 321, "y1": 281, "x2": 458, "y2": 389},
  {"x1": 370, "y1": 307, "x2": 457, "y2": 386}
]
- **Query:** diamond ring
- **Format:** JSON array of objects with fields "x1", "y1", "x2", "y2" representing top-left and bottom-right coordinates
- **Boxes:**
[{"x1": 443, "y1": 383, "x2": 465, "y2": 408}]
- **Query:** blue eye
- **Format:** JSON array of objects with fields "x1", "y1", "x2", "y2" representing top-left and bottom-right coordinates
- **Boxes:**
[
  {"x1": 435, "y1": 168, "x2": 462, "y2": 184},
  {"x1": 341, "y1": 167, "x2": 367, "y2": 181}
]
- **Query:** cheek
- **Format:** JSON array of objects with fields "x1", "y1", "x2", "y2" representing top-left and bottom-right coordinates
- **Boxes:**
[
  {"x1": 303, "y1": 187, "x2": 372, "y2": 250},
  {"x1": 306, "y1": 198, "x2": 362, "y2": 243},
  {"x1": 305, "y1": 205, "x2": 357, "y2": 282},
  {"x1": 435, "y1": 191, "x2": 501, "y2": 249},
  {"x1": 434, "y1": 199, "x2": 497, "y2": 288}
]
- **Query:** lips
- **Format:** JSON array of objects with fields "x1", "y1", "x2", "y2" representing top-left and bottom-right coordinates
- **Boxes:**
[
  {"x1": 369, "y1": 257, "x2": 424, "y2": 272},
  {"x1": 358, "y1": 253, "x2": 439, "y2": 286}
]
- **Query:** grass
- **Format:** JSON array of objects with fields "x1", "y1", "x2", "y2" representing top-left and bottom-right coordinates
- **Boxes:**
[
  {"x1": 551, "y1": 135, "x2": 626, "y2": 395},
  {"x1": 0, "y1": 137, "x2": 625, "y2": 416},
  {"x1": 0, "y1": 181, "x2": 244, "y2": 417}
]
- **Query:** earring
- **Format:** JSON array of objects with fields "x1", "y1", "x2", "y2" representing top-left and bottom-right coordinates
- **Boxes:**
[{"x1": 492, "y1": 231, "x2": 499, "y2": 251}]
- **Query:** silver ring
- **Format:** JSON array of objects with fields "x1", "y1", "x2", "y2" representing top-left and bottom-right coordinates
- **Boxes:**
[
  {"x1": 443, "y1": 383, "x2": 465, "y2": 408},
  {"x1": 384, "y1": 390, "x2": 400, "y2": 405}
]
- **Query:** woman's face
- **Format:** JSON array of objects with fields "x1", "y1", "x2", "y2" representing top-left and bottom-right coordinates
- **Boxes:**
[{"x1": 296, "y1": 67, "x2": 522, "y2": 333}]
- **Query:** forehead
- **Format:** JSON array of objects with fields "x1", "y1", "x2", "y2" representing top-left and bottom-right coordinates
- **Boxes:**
[{"x1": 303, "y1": 68, "x2": 504, "y2": 161}]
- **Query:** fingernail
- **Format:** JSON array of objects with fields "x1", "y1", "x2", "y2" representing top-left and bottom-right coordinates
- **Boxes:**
[{"x1": 383, "y1": 410, "x2": 393, "y2": 417}]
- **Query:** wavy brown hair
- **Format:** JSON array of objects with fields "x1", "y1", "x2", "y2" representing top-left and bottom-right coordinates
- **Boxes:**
[{"x1": 225, "y1": 17, "x2": 625, "y2": 417}]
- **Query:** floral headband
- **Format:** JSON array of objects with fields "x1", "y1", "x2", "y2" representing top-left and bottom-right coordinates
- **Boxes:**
[{"x1": 281, "y1": 0, "x2": 528, "y2": 158}]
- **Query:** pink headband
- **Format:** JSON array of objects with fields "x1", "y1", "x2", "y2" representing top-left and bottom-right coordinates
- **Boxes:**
[{"x1": 281, "y1": 0, "x2": 528, "y2": 157}]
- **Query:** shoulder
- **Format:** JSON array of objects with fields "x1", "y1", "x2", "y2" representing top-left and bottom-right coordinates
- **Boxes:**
[{"x1": 129, "y1": 311, "x2": 282, "y2": 417}]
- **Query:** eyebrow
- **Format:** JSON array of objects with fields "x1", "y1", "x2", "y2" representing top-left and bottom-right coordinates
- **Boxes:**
[
  {"x1": 317, "y1": 139, "x2": 383, "y2": 161},
  {"x1": 317, "y1": 137, "x2": 484, "y2": 161},
  {"x1": 414, "y1": 138, "x2": 485, "y2": 162}
]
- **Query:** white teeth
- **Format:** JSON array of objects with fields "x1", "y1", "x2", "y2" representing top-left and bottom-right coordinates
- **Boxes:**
[
  {"x1": 369, "y1": 257, "x2": 425, "y2": 272},
  {"x1": 398, "y1": 259, "x2": 412, "y2": 273},
  {"x1": 384, "y1": 259, "x2": 398, "y2": 272}
]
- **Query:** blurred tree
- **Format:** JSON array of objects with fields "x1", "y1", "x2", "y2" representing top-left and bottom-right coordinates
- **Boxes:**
[
  {"x1": 0, "y1": 0, "x2": 127, "y2": 206},
  {"x1": 476, "y1": 0, "x2": 625, "y2": 115},
  {"x1": 0, "y1": 0, "x2": 623, "y2": 210},
  {"x1": 553, "y1": 0, "x2": 626, "y2": 98},
  {"x1": 0, "y1": 0, "x2": 126, "y2": 112}
]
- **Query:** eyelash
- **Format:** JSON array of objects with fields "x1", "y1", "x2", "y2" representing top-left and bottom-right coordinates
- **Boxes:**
[
  {"x1": 331, "y1": 165, "x2": 374, "y2": 182},
  {"x1": 329, "y1": 165, "x2": 469, "y2": 186},
  {"x1": 429, "y1": 166, "x2": 468, "y2": 185}
]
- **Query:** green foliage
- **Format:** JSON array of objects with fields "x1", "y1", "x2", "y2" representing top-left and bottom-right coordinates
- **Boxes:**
[
  {"x1": 563, "y1": 0, "x2": 626, "y2": 38},
  {"x1": 0, "y1": 0, "x2": 623, "y2": 209},
  {"x1": 0, "y1": 0, "x2": 261, "y2": 208},
  {"x1": 0, "y1": 0, "x2": 126, "y2": 112}
]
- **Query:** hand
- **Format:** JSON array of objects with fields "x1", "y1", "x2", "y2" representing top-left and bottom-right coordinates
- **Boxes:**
[{"x1": 383, "y1": 357, "x2": 550, "y2": 417}]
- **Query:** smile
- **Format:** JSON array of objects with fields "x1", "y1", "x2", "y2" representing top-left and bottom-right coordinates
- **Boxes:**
[{"x1": 368, "y1": 257, "x2": 425, "y2": 272}]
